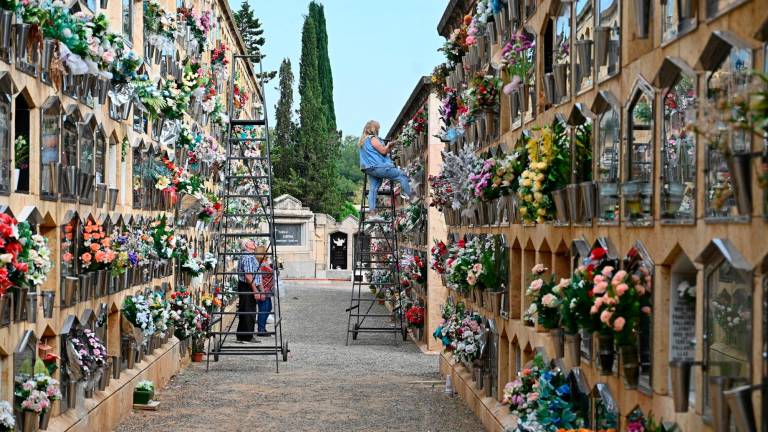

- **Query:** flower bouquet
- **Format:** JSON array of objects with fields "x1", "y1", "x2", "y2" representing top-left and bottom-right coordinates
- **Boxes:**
[
  {"x1": 148, "y1": 292, "x2": 169, "y2": 338},
  {"x1": 150, "y1": 214, "x2": 176, "y2": 260},
  {"x1": 445, "y1": 237, "x2": 480, "y2": 295},
  {"x1": 17, "y1": 221, "x2": 53, "y2": 287},
  {"x1": 524, "y1": 264, "x2": 563, "y2": 330},
  {"x1": 428, "y1": 174, "x2": 453, "y2": 212},
  {"x1": 80, "y1": 219, "x2": 115, "y2": 271},
  {"x1": 168, "y1": 289, "x2": 196, "y2": 340},
  {"x1": 501, "y1": 31, "x2": 535, "y2": 95},
  {"x1": 453, "y1": 312, "x2": 484, "y2": 363},
  {"x1": 14, "y1": 379, "x2": 50, "y2": 414},
  {"x1": 469, "y1": 150, "x2": 527, "y2": 202},
  {"x1": 433, "y1": 302, "x2": 464, "y2": 350},
  {"x1": 0, "y1": 400, "x2": 14, "y2": 432},
  {"x1": 122, "y1": 295, "x2": 156, "y2": 339},
  {"x1": 430, "y1": 239, "x2": 448, "y2": 274},
  {"x1": 589, "y1": 265, "x2": 652, "y2": 347},
  {"x1": 439, "y1": 16, "x2": 470, "y2": 66},
  {"x1": 466, "y1": 72, "x2": 502, "y2": 114},
  {"x1": 518, "y1": 121, "x2": 570, "y2": 223},
  {"x1": 405, "y1": 305, "x2": 425, "y2": 328}
]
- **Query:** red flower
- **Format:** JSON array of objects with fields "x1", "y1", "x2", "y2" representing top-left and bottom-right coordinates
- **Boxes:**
[
  {"x1": 5, "y1": 241, "x2": 21, "y2": 259},
  {"x1": 590, "y1": 247, "x2": 607, "y2": 260},
  {"x1": 14, "y1": 262, "x2": 28, "y2": 273},
  {"x1": 457, "y1": 239, "x2": 466, "y2": 248}
]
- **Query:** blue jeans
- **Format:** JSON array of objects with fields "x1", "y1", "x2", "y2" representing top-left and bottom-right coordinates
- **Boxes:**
[
  {"x1": 257, "y1": 297, "x2": 272, "y2": 333},
  {"x1": 365, "y1": 166, "x2": 412, "y2": 210}
]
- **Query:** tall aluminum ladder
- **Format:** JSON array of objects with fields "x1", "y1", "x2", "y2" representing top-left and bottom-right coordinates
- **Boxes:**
[
  {"x1": 207, "y1": 54, "x2": 288, "y2": 372},
  {"x1": 345, "y1": 174, "x2": 407, "y2": 345}
]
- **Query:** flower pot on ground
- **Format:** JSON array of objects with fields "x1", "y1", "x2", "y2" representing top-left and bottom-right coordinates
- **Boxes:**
[
  {"x1": 620, "y1": 345, "x2": 640, "y2": 388},
  {"x1": 597, "y1": 333, "x2": 615, "y2": 375},
  {"x1": 191, "y1": 352, "x2": 204, "y2": 362},
  {"x1": 133, "y1": 381, "x2": 154, "y2": 405},
  {"x1": 564, "y1": 333, "x2": 581, "y2": 368}
]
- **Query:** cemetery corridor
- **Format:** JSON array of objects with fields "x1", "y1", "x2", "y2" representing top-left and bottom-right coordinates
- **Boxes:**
[{"x1": 114, "y1": 281, "x2": 482, "y2": 432}]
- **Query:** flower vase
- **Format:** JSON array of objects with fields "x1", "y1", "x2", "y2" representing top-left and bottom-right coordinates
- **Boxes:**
[
  {"x1": 535, "y1": 322, "x2": 549, "y2": 333},
  {"x1": 108, "y1": 187, "x2": 119, "y2": 210},
  {"x1": 482, "y1": 290, "x2": 491, "y2": 309},
  {"x1": 97, "y1": 79, "x2": 110, "y2": 105},
  {"x1": 550, "y1": 327, "x2": 564, "y2": 359},
  {"x1": 0, "y1": 10, "x2": 11, "y2": 51},
  {"x1": 566, "y1": 184, "x2": 583, "y2": 223},
  {"x1": 11, "y1": 168, "x2": 18, "y2": 191},
  {"x1": 580, "y1": 181, "x2": 596, "y2": 220},
  {"x1": 595, "y1": 26, "x2": 611, "y2": 66},
  {"x1": 12, "y1": 286, "x2": 28, "y2": 322},
  {"x1": 15, "y1": 23, "x2": 29, "y2": 60},
  {"x1": 620, "y1": 345, "x2": 640, "y2": 388},
  {"x1": 25, "y1": 291, "x2": 37, "y2": 323},
  {"x1": 39, "y1": 409, "x2": 51, "y2": 430},
  {"x1": 543, "y1": 73, "x2": 556, "y2": 105},
  {"x1": 22, "y1": 410, "x2": 39, "y2": 432},
  {"x1": 597, "y1": 333, "x2": 615, "y2": 375},
  {"x1": 553, "y1": 63, "x2": 568, "y2": 102},
  {"x1": 564, "y1": 333, "x2": 581, "y2": 368},
  {"x1": 552, "y1": 188, "x2": 569, "y2": 224},
  {"x1": 727, "y1": 153, "x2": 753, "y2": 216},
  {"x1": 575, "y1": 39, "x2": 593, "y2": 77},
  {"x1": 678, "y1": 0, "x2": 694, "y2": 18}
]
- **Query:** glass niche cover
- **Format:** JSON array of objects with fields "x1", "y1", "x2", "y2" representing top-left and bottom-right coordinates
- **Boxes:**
[
  {"x1": 596, "y1": 105, "x2": 620, "y2": 224},
  {"x1": 624, "y1": 81, "x2": 654, "y2": 226},
  {"x1": 661, "y1": 73, "x2": 696, "y2": 223}
]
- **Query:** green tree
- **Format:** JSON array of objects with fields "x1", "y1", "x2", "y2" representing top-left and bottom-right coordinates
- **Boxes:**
[
  {"x1": 272, "y1": 59, "x2": 299, "y2": 196},
  {"x1": 233, "y1": 0, "x2": 276, "y2": 82},
  {"x1": 309, "y1": 1, "x2": 336, "y2": 132}
]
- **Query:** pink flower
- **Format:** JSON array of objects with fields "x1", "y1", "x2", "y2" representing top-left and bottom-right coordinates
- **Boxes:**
[
  {"x1": 102, "y1": 51, "x2": 115, "y2": 63},
  {"x1": 590, "y1": 305, "x2": 599, "y2": 314},
  {"x1": 641, "y1": 306, "x2": 652, "y2": 315},
  {"x1": 613, "y1": 317, "x2": 626, "y2": 332},
  {"x1": 466, "y1": 273, "x2": 477, "y2": 285},
  {"x1": 529, "y1": 279, "x2": 543, "y2": 291},
  {"x1": 466, "y1": 35, "x2": 476, "y2": 45},
  {"x1": 557, "y1": 278, "x2": 570, "y2": 288},
  {"x1": 527, "y1": 392, "x2": 539, "y2": 402},
  {"x1": 615, "y1": 283, "x2": 629, "y2": 296},
  {"x1": 594, "y1": 297, "x2": 604, "y2": 308},
  {"x1": 593, "y1": 281, "x2": 608, "y2": 295},
  {"x1": 612, "y1": 270, "x2": 627, "y2": 285},
  {"x1": 593, "y1": 274, "x2": 605, "y2": 284},
  {"x1": 601, "y1": 266, "x2": 614, "y2": 276},
  {"x1": 600, "y1": 309, "x2": 612, "y2": 324},
  {"x1": 542, "y1": 293, "x2": 558, "y2": 308},
  {"x1": 636, "y1": 285, "x2": 646, "y2": 295},
  {"x1": 532, "y1": 264, "x2": 546, "y2": 274},
  {"x1": 502, "y1": 75, "x2": 522, "y2": 95}
]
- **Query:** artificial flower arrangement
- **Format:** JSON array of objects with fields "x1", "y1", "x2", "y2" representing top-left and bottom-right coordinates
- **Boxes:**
[
  {"x1": 399, "y1": 253, "x2": 426, "y2": 289},
  {"x1": 428, "y1": 173, "x2": 453, "y2": 212},
  {"x1": 14, "y1": 377, "x2": 50, "y2": 414},
  {"x1": 430, "y1": 239, "x2": 448, "y2": 274},
  {"x1": 0, "y1": 213, "x2": 30, "y2": 296},
  {"x1": 150, "y1": 214, "x2": 177, "y2": 260},
  {"x1": 445, "y1": 237, "x2": 480, "y2": 295},
  {"x1": 439, "y1": 147, "x2": 483, "y2": 210},
  {"x1": 559, "y1": 246, "x2": 611, "y2": 337},
  {"x1": 0, "y1": 400, "x2": 14, "y2": 432},
  {"x1": 148, "y1": 292, "x2": 169, "y2": 337},
  {"x1": 518, "y1": 121, "x2": 570, "y2": 223},
  {"x1": 17, "y1": 221, "x2": 53, "y2": 287},
  {"x1": 465, "y1": 0, "x2": 497, "y2": 46},
  {"x1": 177, "y1": 241, "x2": 205, "y2": 278},
  {"x1": 502, "y1": 353, "x2": 585, "y2": 431},
  {"x1": 589, "y1": 252, "x2": 652, "y2": 347},
  {"x1": 434, "y1": 304, "x2": 484, "y2": 363},
  {"x1": 439, "y1": 14, "x2": 470, "y2": 66},
  {"x1": 177, "y1": 6, "x2": 212, "y2": 55},
  {"x1": 80, "y1": 218, "x2": 115, "y2": 272},
  {"x1": 144, "y1": 0, "x2": 176, "y2": 51},
  {"x1": 438, "y1": 85, "x2": 461, "y2": 133},
  {"x1": 81, "y1": 328, "x2": 108, "y2": 370},
  {"x1": 210, "y1": 41, "x2": 229, "y2": 79},
  {"x1": 168, "y1": 289, "x2": 196, "y2": 340},
  {"x1": 466, "y1": 72, "x2": 502, "y2": 114},
  {"x1": 711, "y1": 287, "x2": 750, "y2": 339},
  {"x1": 108, "y1": 230, "x2": 133, "y2": 276},
  {"x1": 500, "y1": 31, "x2": 535, "y2": 95},
  {"x1": 468, "y1": 149, "x2": 527, "y2": 201},
  {"x1": 524, "y1": 264, "x2": 565, "y2": 329},
  {"x1": 233, "y1": 82, "x2": 250, "y2": 110},
  {"x1": 433, "y1": 302, "x2": 464, "y2": 353},
  {"x1": 394, "y1": 203, "x2": 423, "y2": 234},
  {"x1": 198, "y1": 193, "x2": 222, "y2": 223},
  {"x1": 431, "y1": 64, "x2": 449, "y2": 97},
  {"x1": 398, "y1": 106, "x2": 428, "y2": 148},
  {"x1": 405, "y1": 305, "x2": 425, "y2": 328},
  {"x1": 187, "y1": 133, "x2": 226, "y2": 166},
  {"x1": 122, "y1": 295, "x2": 156, "y2": 338}
]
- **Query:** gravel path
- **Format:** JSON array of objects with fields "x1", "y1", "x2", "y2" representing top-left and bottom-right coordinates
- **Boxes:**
[{"x1": 115, "y1": 282, "x2": 483, "y2": 432}]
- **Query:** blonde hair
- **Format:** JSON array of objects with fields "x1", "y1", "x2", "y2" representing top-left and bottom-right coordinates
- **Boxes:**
[{"x1": 358, "y1": 120, "x2": 380, "y2": 147}]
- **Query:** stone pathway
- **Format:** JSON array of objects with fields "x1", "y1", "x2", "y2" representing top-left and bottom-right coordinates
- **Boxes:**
[{"x1": 115, "y1": 281, "x2": 483, "y2": 432}]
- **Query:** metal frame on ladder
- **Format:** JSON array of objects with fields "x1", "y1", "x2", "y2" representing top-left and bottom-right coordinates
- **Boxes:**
[
  {"x1": 345, "y1": 175, "x2": 407, "y2": 345},
  {"x1": 206, "y1": 54, "x2": 288, "y2": 372}
]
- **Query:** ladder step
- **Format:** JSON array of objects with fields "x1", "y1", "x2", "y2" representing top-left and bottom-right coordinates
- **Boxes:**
[
  {"x1": 231, "y1": 118, "x2": 266, "y2": 126},
  {"x1": 208, "y1": 350, "x2": 280, "y2": 356}
]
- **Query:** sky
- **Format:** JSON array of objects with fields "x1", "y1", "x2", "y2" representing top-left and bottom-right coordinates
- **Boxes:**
[{"x1": 229, "y1": 0, "x2": 447, "y2": 138}]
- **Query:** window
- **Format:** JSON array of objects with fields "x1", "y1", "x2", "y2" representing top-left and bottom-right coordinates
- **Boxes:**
[
  {"x1": 574, "y1": 0, "x2": 594, "y2": 94},
  {"x1": 552, "y1": 2, "x2": 571, "y2": 104},
  {"x1": 122, "y1": 0, "x2": 132, "y2": 42},
  {"x1": 660, "y1": 62, "x2": 697, "y2": 223},
  {"x1": 698, "y1": 239, "x2": 752, "y2": 428},
  {"x1": 95, "y1": 126, "x2": 106, "y2": 184},
  {"x1": 624, "y1": 79, "x2": 655, "y2": 226},
  {"x1": 595, "y1": 0, "x2": 620, "y2": 81},
  {"x1": 701, "y1": 34, "x2": 752, "y2": 221},
  {"x1": 662, "y1": 0, "x2": 696, "y2": 43},
  {"x1": 592, "y1": 92, "x2": 621, "y2": 224},
  {"x1": 40, "y1": 97, "x2": 61, "y2": 199},
  {"x1": 13, "y1": 89, "x2": 30, "y2": 194}
]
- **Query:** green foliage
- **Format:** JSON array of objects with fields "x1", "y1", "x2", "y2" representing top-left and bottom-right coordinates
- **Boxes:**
[
  {"x1": 234, "y1": 0, "x2": 276, "y2": 82},
  {"x1": 309, "y1": 1, "x2": 335, "y2": 131},
  {"x1": 574, "y1": 121, "x2": 593, "y2": 182},
  {"x1": 14, "y1": 135, "x2": 29, "y2": 169}
]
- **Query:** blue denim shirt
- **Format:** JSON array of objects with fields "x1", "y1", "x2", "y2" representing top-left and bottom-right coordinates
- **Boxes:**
[{"x1": 359, "y1": 136, "x2": 394, "y2": 170}]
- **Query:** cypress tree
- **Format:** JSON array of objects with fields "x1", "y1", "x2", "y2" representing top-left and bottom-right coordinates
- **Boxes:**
[
  {"x1": 309, "y1": 2, "x2": 336, "y2": 132},
  {"x1": 272, "y1": 58, "x2": 298, "y2": 196}
]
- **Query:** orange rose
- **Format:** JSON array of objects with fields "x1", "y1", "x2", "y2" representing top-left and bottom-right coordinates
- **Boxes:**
[
  {"x1": 90, "y1": 243, "x2": 100, "y2": 252},
  {"x1": 101, "y1": 238, "x2": 111, "y2": 247},
  {"x1": 81, "y1": 252, "x2": 92, "y2": 263},
  {"x1": 62, "y1": 252, "x2": 74, "y2": 262},
  {"x1": 95, "y1": 251, "x2": 105, "y2": 262},
  {"x1": 83, "y1": 233, "x2": 92, "y2": 241}
]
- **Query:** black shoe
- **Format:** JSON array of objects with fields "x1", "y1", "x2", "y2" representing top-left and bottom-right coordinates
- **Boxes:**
[{"x1": 256, "y1": 332, "x2": 270, "y2": 337}]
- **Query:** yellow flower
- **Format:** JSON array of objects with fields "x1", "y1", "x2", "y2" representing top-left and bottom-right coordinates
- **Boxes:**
[
  {"x1": 537, "y1": 207, "x2": 547, "y2": 216},
  {"x1": 521, "y1": 179, "x2": 532, "y2": 187},
  {"x1": 519, "y1": 207, "x2": 527, "y2": 215},
  {"x1": 534, "y1": 192, "x2": 543, "y2": 202},
  {"x1": 534, "y1": 181, "x2": 543, "y2": 191},
  {"x1": 536, "y1": 172, "x2": 545, "y2": 181}
]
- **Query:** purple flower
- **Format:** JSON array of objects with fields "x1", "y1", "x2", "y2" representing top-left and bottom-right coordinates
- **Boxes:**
[{"x1": 128, "y1": 252, "x2": 139, "y2": 266}]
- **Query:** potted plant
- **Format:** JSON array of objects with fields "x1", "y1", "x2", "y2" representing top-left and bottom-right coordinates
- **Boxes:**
[
  {"x1": 15, "y1": 376, "x2": 51, "y2": 432},
  {"x1": 191, "y1": 337, "x2": 205, "y2": 362},
  {"x1": 133, "y1": 380, "x2": 154, "y2": 405}
]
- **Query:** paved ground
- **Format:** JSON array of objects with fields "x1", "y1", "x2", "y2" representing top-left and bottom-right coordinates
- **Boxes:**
[{"x1": 115, "y1": 281, "x2": 483, "y2": 432}]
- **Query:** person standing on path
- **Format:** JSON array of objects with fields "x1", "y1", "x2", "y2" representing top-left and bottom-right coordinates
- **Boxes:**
[
  {"x1": 254, "y1": 246, "x2": 274, "y2": 337},
  {"x1": 358, "y1": 120, "x2": 417, "y2": 218},
  {"x1": 236, "y1": 239, "x2": 260, "y2": 342}
]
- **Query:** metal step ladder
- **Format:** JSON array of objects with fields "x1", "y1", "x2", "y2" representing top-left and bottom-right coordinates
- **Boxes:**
[
  {"x1": 207, "y1": 54, "x2": 288, "y2": 372},
  {"x1": 345, "y1": 174, "x2": 407, "y2": 345}
]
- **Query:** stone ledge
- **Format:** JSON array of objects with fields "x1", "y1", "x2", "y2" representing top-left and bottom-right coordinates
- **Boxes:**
[{"x1": 439, "y1": 353, "x2": 516, "y2": 432}]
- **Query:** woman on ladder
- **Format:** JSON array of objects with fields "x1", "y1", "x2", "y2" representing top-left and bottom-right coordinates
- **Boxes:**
[{"x1": 358, "y1": 120, "x2": 417, "y2": 223}]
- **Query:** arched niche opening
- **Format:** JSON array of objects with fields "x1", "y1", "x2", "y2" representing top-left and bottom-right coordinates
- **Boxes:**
[
  {"x1": 654, "y1": 57, "x2": 697, "y2": 224},
  {"x1": 591, "y1": 383, "x2": 619, "y2": 430},
  {"x1": 60, "y1": 105, "x2": 81, "y2": 201},
  {"x1": 566, "y1": 103, "x2": 594, "y2": 225},
  {"x1": 498, "y1": 329, "x2": 510, "y2": 402},
  {"x1": 0, "y1": 73, "x2": 16, "y2": 195},
  {"x1": 623, "y1": 241, "x2": 654, "y2": 392},
  {"x1": 595, "y1": 0, "x2": 620, "y2": 82},
  {"x1": 509, "y1": 238, "x2": 522, "y2": 320},
  {"x1": 696, "y1": 239, "x2": 753, "y2": 429},
  {"x1": 591, "y1": 90, "x2": 621, "y2": 225},
  {"x1": 573, "y1": 0, "x2": 594, "y2": 94},
  {"x1": 60, "y1": 211, "x2": 80, "y2": 308},
  {"x1": 623, "y1": 77, "x2": 656, "y2": 226}
]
